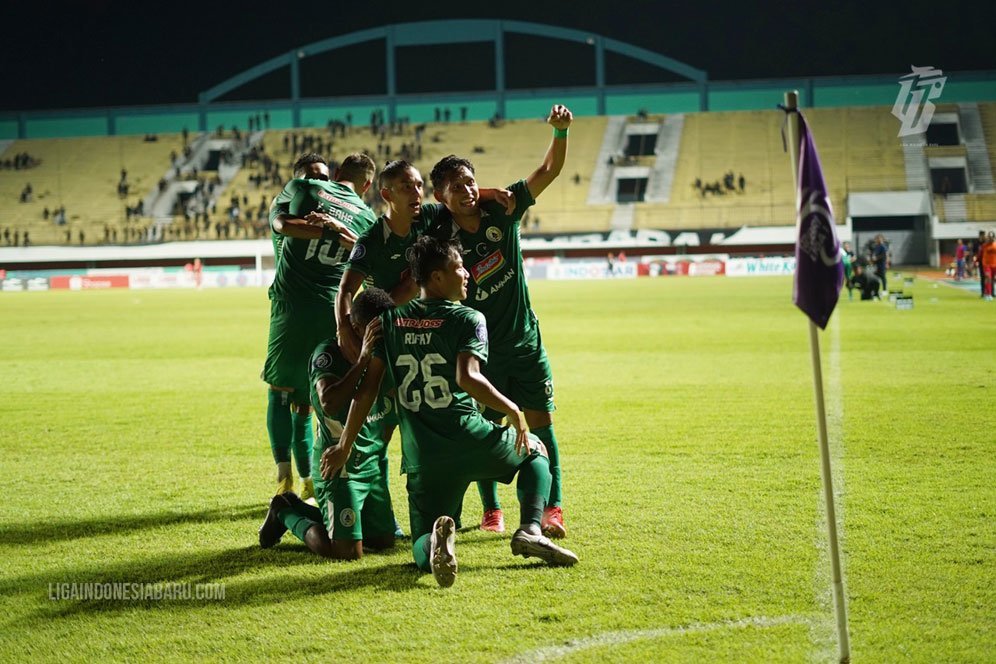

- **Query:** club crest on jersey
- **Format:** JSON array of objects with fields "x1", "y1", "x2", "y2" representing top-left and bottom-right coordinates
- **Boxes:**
[
  {"x1": 339, "y1": 508, "x2": 356, "y2": 528},
  {"x1": 475, "y1": 318, "x2": 488, "y2": 343},
  {"x1": 476, "y1": 242, "x2": 489, "y2": 257},
  {"x1": 313, "y1": 352, "x2": 333, "y2": 370},
  {"x1": 485, "y1": 226, "x2": 503, "y2": 242},
  {"x1": 349, "y1": 243, "x2": 367, "y2": 261},
  {"x1": 471, "y1": 249, "x2": 505, "y2": 284}
]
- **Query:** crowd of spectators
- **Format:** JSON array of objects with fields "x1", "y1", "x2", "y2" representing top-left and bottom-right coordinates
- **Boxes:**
[
  {"x1": 3, "y1": 152, "x2": 39, "y2": 170},
  {"x1": 694, "y1": 171, "x2": 746, "y2": 197}
]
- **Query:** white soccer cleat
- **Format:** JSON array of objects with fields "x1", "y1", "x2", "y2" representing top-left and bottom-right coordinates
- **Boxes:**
[
  {"x1": 430, "y1": 516, "x2": 457, "y2": 588},
  {"x1": 511, "y1": 528, "x2": 578, "y2": 566}
]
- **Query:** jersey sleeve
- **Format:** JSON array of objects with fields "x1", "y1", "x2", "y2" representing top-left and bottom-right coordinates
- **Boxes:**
[
  {"x1": 288, "y1": 181, "x2": 322, "y2": 218},
  {"x1": 309, "y1": 340, "x2": 350, "y2": 386},
  {"x1": 506, "y1": 179, "x2": 535, "y2": 221},
  {"x1": 269, "y1": 180, "x2": 301, "y2": 232},
  {"x1": 456, "y1": 309, "x2": 489, "y2": 365},
  {"x1": 418, "y1": 202, "x2": 444, "y2": 226}
]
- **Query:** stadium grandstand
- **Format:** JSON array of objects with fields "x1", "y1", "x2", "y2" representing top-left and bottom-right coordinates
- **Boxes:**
[{"x1": 2, "y1": 20, "x2": 996, "y2": 267}]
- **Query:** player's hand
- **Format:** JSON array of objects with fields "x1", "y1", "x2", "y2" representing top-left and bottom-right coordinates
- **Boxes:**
[
  {"x1": 359, "y1": 318, "x2": 382, "y2": 361},
  {"x1": 508, "y1": 409, "x2": 529, "y2": 455},
  {"x1": 493, "y1": 189, "x2": 516, "y2": 215},
  {"x1": 548, "y1": 105, "x2": 573, "y2": 130},
  {"x1": 320, "y1": 444, "x2": 350, "y2": 480}
]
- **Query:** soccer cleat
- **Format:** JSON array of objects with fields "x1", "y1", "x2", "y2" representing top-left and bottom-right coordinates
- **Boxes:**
[
  {"x1": 258, "y1": 494, "x2": 291, "y2": 549},
  {"x1": 300, "y1": 477, "x2": 315, "y2": 502},
  {"x1": 511, "y1": 528, "x2": 578, "y2": 567},
  {"x1": 479, "y1": 508, "x2": 505, "y2": 533},
  {"x1": 393, "y1": 518, "x2": 406, "y2": 539},
  {"x1": 277, "y1": 475, "x2": 294, "y2": 496},
  {"x1": 541, "y1": 506, "x2": 567, "y2": 539},
  {"x1": 429, "y1": 516, "x2": 457, "y2": 588}
]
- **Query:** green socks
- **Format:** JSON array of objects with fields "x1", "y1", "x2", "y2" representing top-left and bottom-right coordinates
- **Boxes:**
[
  {"x1": 516, "y1": 455, "x2": 552, "y2": 529},
  {"x1": 278, "y1": 500, "x2": 324, "y2": 542},
  {"x1": 290, "y1": 409, "x2": 313, "y2": 479},
  {"x1": 532, "y1": 425, "x2": 562, "y2": 507},
  {"x1": 266, "y1": 390, "x2": 292, "y2": 464},
  {"x1": 477, "y1": 481, "x2": 501, "y2": 511},
  {"x1": 412, "y1": 534, "x2": 432, "y2": 572}
]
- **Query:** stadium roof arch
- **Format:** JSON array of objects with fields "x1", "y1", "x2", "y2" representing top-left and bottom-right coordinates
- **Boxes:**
[{"x1": 197, "y1": 19, "x2": 709, "y2": 121}]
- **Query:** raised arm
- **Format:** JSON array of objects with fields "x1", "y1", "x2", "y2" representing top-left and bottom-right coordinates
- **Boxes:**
[
  {"x1": 525, "y1": 104, "x2": 573, "y2": 200},
  {"x1": 336, "y1": 269, "x2": 367, "y2": 363},
  {"x1": 320, "y1": 356, "x2": 386, "y2": 479}
]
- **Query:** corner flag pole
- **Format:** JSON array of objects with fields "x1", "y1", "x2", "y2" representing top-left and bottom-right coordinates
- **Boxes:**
[{"x1": 784, "y1": 90, "x2": 851, "y2": 664}]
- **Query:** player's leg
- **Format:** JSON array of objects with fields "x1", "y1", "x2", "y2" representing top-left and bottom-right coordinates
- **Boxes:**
[
  {"x1": 265, "y1": 388, "x2": 295, "y2": 493},
  {"x1": 262, "y1": 298, "x2": 303, "y2": 493},
  {"x1": 380, "y1": 414, "x2": 406, "y2": 537},
  {"x1": 408, "y1": 474, "x2": 464, "y2": 587},
  {"x1": 324, "y1": 477, "x2": 369, "y2": 560},
  {"x1": 511, "y1": 342, "x2": 567, "y2": 538},
  {"x1": 476, "y1": 365, "x2": 511, "y2": 532},
  {"x1": 504, "y1": 433, "x2": 578, "y2": 566},
  {"x1": 359, "y1": 470, "x2": 397, "y2": 551},
  {"x1": 289, "y1": 400, "x2": 314, "y2": 500}
]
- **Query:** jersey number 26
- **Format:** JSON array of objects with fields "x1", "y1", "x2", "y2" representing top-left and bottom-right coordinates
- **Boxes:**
[{"x1": 396, "y1": 353, "x2": 452, "y2": 412}]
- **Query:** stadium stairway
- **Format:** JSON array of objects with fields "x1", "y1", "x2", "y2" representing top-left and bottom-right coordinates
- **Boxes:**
[
  {"x1": 587, "y1": 116, "x2": 627, "y2": 204},
  {"x1": 902, "y1": 136, "x2": 929, "y2": 191},
  {"x1": 957, "y1": 103, "x2": 995, "y2": 193},
  {"x1": 645, "y1": 114, "x2": 684, "y2": 203},
  {"x1": 940, "y1": 193, "x2": 968, "y2": 222}
]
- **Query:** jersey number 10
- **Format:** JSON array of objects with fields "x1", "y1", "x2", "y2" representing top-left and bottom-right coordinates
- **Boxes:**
[
  {"x1": 396, "y1": 353, "x2": 452, "y2": 412},
  {"x1": 305, "y1": 238, "x2": 347, "y2": 266}
]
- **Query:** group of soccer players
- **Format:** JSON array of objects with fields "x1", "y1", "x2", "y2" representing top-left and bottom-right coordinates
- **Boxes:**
[{"x1": 256, "y1": 105, "x2": 579, "y2": 586}]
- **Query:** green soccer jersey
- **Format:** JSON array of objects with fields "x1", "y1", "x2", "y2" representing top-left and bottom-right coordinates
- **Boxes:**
[
  {"x1": 346, "y1": 203, "x2": 444, "y2": 291},
  {"x1": 269, "y1": 179, "x2": 376, "y2": 304},
  {"x1": 428, "y1": 179, "x2": 537, "y2": 354},
  {"x1": 267, "y1": 186, "x2": 293, "y2": 264},
  {"x1": 308, "y1": 340, "x2": 393, "y2": 480},
  {"x1": 377, "y1": 298, "x2": 504, "y2": 474}
]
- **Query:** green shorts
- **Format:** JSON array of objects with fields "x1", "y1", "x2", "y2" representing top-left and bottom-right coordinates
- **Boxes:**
[
  {"x1": 313, "y1": 471, "x2": 396, "y2": 541},
  {"x1": 483, "y1": 338, "x2": 555, "y2": 416},
  {"x1": 262, "y1": 297, "x2": 335, "y2": 402},
  {"x1": 406, "y1": 429, "x2": 543, "y2": 541}
]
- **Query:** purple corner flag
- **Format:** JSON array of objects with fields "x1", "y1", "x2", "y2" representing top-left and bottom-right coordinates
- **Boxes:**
[{"x1": 793, "y1": 112, "x2": 844, "y2": 330}]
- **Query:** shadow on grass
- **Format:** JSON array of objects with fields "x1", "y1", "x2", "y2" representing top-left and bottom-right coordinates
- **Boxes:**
[
  {"x1": 0, "y1": 504, "x2": 264, "y2": 546},
  {"x1": 7, "y1": 544, "x2": 424, "y2": 623}
]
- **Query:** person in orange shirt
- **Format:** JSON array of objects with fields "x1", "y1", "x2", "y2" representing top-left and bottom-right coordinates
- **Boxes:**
[{"x1": 982, "y1": 231, "x2": 996, "y2": 300}]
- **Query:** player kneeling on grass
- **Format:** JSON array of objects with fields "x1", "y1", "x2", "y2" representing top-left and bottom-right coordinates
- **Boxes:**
[
  {"x1": 258, "y1": 291, "x2": 398, "y2": 558},
  {"x1": 322, "y1": 237, "x2": 578, "y2": 587}
]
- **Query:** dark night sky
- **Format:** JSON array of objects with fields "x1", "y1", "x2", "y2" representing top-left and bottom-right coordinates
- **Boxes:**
[{"x1": 1, "y1": 0, "x2": 993, "y2": 111}]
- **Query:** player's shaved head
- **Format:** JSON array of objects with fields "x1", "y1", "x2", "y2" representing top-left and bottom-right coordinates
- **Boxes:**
[
  {"x1": 336, "y1": 152, "x2": 377, "y2": 189},
  {"x1": 411, "y1": 235, "x2": 461, "y2": 286},
  {"x1": 430, "y1": 155, "x2": 475, "y2": 190},
  {"x1": 351, "y1": 287, "x2": 394, "y2": 328}
]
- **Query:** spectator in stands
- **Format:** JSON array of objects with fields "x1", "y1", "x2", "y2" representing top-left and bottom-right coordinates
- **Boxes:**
[
  {"x1": 182, "y1": 127, "x2": 189, "y2": 145},
  {"x1": 460, "y1": 106, "x2": 467, "y2": 122},
  {"x1": 606, "y1": 252, "x2": 615, "y2": 276},
  {"x1": 79, "y1": 230, "x2": 85, "y2": 246},
  {"x1": 573, "y1": 173, "x2": 581, "y2": 185},
  {"x1": 1, "y1": 228, "x2": 8, "y2": 245},
  {"x1": 738, "y1": 174, "x2": 746, "y2": 192},
  {"x1": 13, "y1": 230, "x2": 20, "y2": 247},
  {"x1": 43, "y1": 207, "x2": 49, "y2": 220},
  {"x1": 23, "y1": 231, "x2": 29, "y2": 248},
  {"x1": 842, "y1": 241, "x2": 855, "y2": 300},
  {"x1": 264, "y1": 112, "x2": 270, "y2": 129}
]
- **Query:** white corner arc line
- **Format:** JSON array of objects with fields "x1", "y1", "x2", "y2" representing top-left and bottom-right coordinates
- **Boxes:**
[{"x1": 501, "y1": 615, "x2": 811, "y2": 663}]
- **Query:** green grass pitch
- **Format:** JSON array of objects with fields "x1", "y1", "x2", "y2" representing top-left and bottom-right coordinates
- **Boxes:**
[{"x1": 0, "y1": 276, "x2": 992, "y2": 662}]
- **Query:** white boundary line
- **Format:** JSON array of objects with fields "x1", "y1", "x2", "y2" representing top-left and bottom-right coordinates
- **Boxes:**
[{"x1": 501, "y1": 615, "x2": 811, "y2": 663}]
